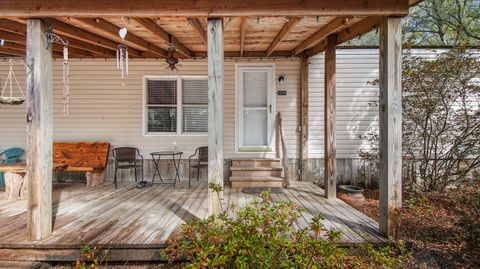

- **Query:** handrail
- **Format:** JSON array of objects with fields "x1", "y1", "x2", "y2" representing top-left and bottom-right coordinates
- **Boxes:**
[{"x1": 275, "y1": 112, "x2": 290, "y2": 188}]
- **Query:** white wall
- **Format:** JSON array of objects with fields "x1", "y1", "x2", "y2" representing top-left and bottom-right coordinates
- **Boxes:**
[{"x1": 0, "y1": 58, "x2": 301, "y2": 159}]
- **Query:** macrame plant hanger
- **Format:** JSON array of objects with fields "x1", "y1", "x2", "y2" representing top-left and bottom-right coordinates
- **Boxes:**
[{"x1": 0, "y1": 59, "x2": 25, "y2": 105}]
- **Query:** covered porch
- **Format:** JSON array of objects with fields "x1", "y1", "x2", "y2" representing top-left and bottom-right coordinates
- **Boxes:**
[
  {"x1": 0, "y1": 181, "x2": 385, "y2": 262},
  {"x1": 0, "y1": 0, "x2": 408, "y2": 260}
]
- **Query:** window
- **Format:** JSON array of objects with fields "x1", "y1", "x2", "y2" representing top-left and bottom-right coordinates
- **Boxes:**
[{"x1": 144, "y1": 76, "x2": 208, "y2": 135}]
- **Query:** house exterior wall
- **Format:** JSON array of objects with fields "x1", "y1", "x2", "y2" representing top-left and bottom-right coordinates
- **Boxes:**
[{"x1": 0, "y1": 58, "x2": 301, "y2": 160}]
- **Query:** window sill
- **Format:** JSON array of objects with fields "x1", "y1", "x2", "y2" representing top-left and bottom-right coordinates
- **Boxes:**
[{"x1": 143, "y1": 132, "x2": 208, "y2": 137}]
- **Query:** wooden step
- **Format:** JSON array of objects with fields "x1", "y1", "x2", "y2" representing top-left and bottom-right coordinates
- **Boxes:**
[
  {"x1": 230, "y1": 166, "x2": 283, "y2": 171},
  {"x1": 230, "y1": 166, "x2": 283, "y2": 177},
  {"x1": 231, "y1": 159, "x2": 281, "y2": 168},
  {"x1": 230, "y1": 176, "x2": 284, "y2": 188}
]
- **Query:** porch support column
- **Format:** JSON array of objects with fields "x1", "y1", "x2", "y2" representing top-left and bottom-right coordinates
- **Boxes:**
[
  {"x1": 26, "y1": 19, "x2": 53, "y2": 240},
  {"x1": 324, "y1": 35, "x2": 337, "y2": 199},
  {"x1": 300, "y1": 56, "x2": 309, "y2": 181},
  {"x1": 207, "y1": 18, "x2": 224, "y2": 215},
  {"x1": 379, "y1": 17, "x2": 403, "y2": 237}
]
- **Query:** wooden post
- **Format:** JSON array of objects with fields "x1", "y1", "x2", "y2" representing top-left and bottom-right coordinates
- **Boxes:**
[
  {"x1": 26, "y1": 19, "x2": 53, "y2": 240},
  {"x1": 207, "y1": 18, "x2": 224, "y2": 215},
  {"x1": 300, "y1": 56, "x2": 309, "y2": 181},
  {"x1": 324, "y1": 34, "x2": 337, "y2": 200},
  {"x1": 379, "y1": 17, "x2": 403, "y2": 237}
]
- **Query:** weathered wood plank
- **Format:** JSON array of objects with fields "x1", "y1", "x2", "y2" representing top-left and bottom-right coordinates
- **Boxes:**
[
  {"x1": 207, "y1": 18, "x2": 224, "y2": 215},
  {"x1": 378, "y1": 17, "x2": 403, "y2": 237},
  {"x1": 239, "y1": 17, "x2": 247, "y2": 57},
  {"x1": 0, "y1": 1, "x2": 410, "y2": 17},
  {"x1": 266, "y1": 17, "x2": 300, "y2": 57},
  {"x1": 25, "y1": 19, "x2": 53, "y2": 241},
  {"x1": 324, "y1": 34, "x2": 337, "y2": 200}
]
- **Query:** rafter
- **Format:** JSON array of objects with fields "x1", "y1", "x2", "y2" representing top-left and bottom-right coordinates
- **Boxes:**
[
  {"x1": 134, "y1": 18, "x2": 192, "y2": 57},
  {"x1": 239, "y1": 17, "x2": 247, "y2": 57},
  {"x1": 336, "y1": 16, "x2": 383, "y2": 45},
  {"x1": 266, "y1": 17, "x2": 300, "y2": 57},
  {"x1": 302, "y1": 16, "x2": 383, "y2": 57},
  {"x1": 45, "y1": 19, "x2": 144, "y2": 57},
  {"x1": 73, "y1": 18, "x2": 166, "y2": 57},
  {"x1": 0, "y1": 47, "x2": 24, "y2": 56},
  {"x1": 188, "y1": 18, "x2": 207, "y2": 46},
  {"x1": 0, "y1": 18, "x2": 116, "y2": 58},
  {"x1": 292, "y1": 16, "x2": 353, "y2": 56}
]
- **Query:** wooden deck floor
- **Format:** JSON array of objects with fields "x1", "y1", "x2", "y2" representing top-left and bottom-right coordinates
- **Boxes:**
[{"x1": 0, "y1": 181, "x2": 386, "y2": 261}]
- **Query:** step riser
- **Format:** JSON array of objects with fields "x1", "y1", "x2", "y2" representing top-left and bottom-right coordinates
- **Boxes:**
[
  {"x1": 231, "y1": 170, "x2": 282, "y2": 177},
  {"x1": 231, "y1": 181, "x2": 284, "y2": 188},
  {"x1": 231, "y1": 160, "x2": 280, "y2": 168}
]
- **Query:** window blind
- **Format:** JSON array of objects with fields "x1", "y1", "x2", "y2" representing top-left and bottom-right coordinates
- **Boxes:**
[
  {"x1": 147, "y1": 79, "x2": 177, "y2": 133},
  {"x1": 183, "y1": 79, "x2": 208, "y2": 133}
]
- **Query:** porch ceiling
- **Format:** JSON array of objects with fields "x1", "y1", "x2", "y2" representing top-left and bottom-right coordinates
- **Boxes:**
[{"x1": 0, "y1": 0, "x2": 414, "y2": 59}]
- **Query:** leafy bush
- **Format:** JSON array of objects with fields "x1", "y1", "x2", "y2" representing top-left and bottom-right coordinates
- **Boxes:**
[
  {"x1": 161, "y1": 191, "x2": 413, "y2": 268},
  {"x1": 359, "y1": 48, "x2": 480, "y2": 192},
  {"x1": 74, "y1": 245, "x2": 108, "y2": 269}
]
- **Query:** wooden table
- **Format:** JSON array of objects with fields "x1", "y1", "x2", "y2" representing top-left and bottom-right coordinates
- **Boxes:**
[
  {"x1": 0, "y1": 163, "x2": 67, "y2": 200},
  {"x1": 0, "y1": 163, "x2": 27, "y2": 200}
]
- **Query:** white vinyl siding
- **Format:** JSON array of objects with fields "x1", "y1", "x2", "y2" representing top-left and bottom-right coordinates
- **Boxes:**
[{"x1": 0, "y1": 59, "x2": 300, "y2": 158}]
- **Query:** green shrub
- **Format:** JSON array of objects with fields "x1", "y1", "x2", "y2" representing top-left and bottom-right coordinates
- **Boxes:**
[{"x1": 161, "y1": 191, "x2": 412, "y2": 269}]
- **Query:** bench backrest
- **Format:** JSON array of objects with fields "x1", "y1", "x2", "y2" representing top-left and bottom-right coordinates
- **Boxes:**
[{"x1": 53, "y1": 142, "x2": 110, "y2": 172}]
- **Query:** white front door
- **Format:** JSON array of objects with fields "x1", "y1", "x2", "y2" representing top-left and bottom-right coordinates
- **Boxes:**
[{"x1": 236, "y1": 64, "x2": 275, "y2": 152}]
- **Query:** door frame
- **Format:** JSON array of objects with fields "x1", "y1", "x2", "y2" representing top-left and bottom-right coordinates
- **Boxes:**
[{"x1": 235, "y1": 63, "x2": 276, "y2": 153}]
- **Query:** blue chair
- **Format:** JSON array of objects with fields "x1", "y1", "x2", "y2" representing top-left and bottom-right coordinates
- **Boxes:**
[{"x1": 0, "y1": 147, "x2": 24, "y2": 187}]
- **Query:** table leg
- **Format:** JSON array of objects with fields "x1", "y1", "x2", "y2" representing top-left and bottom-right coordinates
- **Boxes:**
[
  {"x1": 151, "y1": 155, "x2": 163, "y2": 184},
  {"x1": 172, "y1": 153, "x2": 182, "y2": 187}
]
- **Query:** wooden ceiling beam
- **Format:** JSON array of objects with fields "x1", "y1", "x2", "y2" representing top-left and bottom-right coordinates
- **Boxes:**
[
  {"x1": 336, "y1": 16, "x2": 383, "y2": 45},
  {"x1": 0, "y1": 0, "x2": 409, "y2": 17},
  {"x1": 192, "y1": 50, "x2": 294, "y2": 58},
  {"x1": 188, "y1": 18, "x2": 207, "y2": 46},
  {"x1": 0, "y1": 19, "x2": 117, "y2": 58},
  {"x1": 45, "y1": 19, "x2": 144, "y2": 57},
  {"x1": 73, "y1": 18, "x2": 166, "y2": 57},
  {"x1": 266, "y1": 17, "x2": 300, "y2": 57},
  {"x1": 1, "y1": 41, "x2": 63, "y2": 58},
  {"x1": 134, "y1": 18, "x2": 192, "y2": 57},
  {"x1": 302, "y1": 17, "x2": 383, "y2": 57},
  {"x1": 239, "y1": 17, "x2": 247, "y2": 57},
  {"x1": 0, "y1": 47, "x2": 24, "y2": 57},
  {"x1": 292, "y1": 16, "x2": 353, "y2": 56}
]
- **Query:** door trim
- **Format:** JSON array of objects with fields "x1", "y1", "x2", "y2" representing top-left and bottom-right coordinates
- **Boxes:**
[{"x1": 235, "y1": 63, "x2": 276, "y2": 153}]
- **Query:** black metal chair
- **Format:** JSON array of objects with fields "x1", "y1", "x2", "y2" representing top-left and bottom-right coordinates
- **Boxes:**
[
  {"x1": 188, "y1": 146, "x2": 208, "y2": 187},
  {"x1": 112, "y1": 147, "x2": 144, "y2": 188}
]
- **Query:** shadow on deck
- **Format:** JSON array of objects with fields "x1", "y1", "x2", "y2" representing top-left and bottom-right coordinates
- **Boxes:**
[{"x1": 0, "y1": 181, "x2": 386, "y2": 262}]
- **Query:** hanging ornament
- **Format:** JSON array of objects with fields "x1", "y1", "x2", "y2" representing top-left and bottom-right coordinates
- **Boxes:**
[
  {"x1": 119, "y1": 27, "x2": 128, "y2": 40},
  {"x1": 0, "y1": 59, "x2": 25, "y2": 105},
  {"x1": 116, "y1": 45, "x2": 129, "y2": 78},
  {"x1": 62, "y1": 45, "x2": 70, "y2": 115},
  {"x1": 46, "y1": 28, "x2": 71, "y2": 115}
]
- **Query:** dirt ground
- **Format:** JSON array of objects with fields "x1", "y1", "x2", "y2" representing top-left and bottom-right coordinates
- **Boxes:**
[{"x1": 362, "y1": 187, "x2": 478, "y2": 269}]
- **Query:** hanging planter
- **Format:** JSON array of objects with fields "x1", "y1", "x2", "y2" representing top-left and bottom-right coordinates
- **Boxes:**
[{"x1": 0, "y1": 59, "x2": 25, "y2": 105}]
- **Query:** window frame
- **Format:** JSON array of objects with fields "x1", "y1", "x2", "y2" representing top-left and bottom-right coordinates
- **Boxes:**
[{"x1": 142, "y1": 75, "x2": 209, "y2": 136}]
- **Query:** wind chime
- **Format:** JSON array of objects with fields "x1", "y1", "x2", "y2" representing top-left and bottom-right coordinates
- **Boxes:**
[
  {"x1": 116, "y1": 19, "x2": 129, "y2": 79},
  {"x1": 0, "y1": 59, "x2": 25, "y2": 105},
  {"x1": 46, "y1": 29, "x2": 70, "y2": 115},
  {"x1": 116, "y1": 45, "x2": 129, "y2": 78}
]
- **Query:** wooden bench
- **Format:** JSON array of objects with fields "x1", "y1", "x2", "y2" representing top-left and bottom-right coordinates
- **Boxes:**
[
  {"x1": 0, "y1": 142, "x2": 110, "y2": 200},
  {"x1": 53, "y1": 142, "x2": 110, "y2": 188}
]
